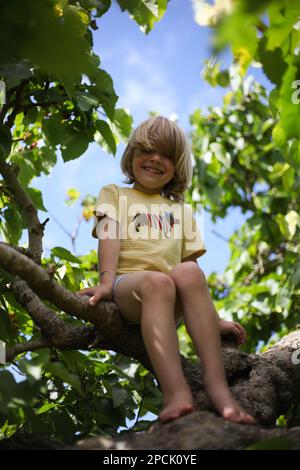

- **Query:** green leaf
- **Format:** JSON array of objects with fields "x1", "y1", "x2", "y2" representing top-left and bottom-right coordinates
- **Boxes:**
[
  {"x1": 94, "y1": 0, "x2": 112, "y2": 17},
  {"x1": 11, "y1": 152, "x2": 36, "y2": 187},
  {"x1": 290, "y1": 260, "x2": 300, "y2": 285},
  {"x1": 18, "y1": 362, "x2": 43, "y2": 381},
  {"x1": 272, "y1": 122, "x2": 286, "y2": 148},
  {"x1": 60, "y1": 132, "x2": 89, "y2": 162},
  {"x1": 215, "y1": 12, "x2": 258, "y2": 72},
  {"x1": 35, "y1": 401, "x2": 59, "y2": 415},
  {"x1": 50, "y1": 409, "x2": 78, "y2": 443},
  {"x1": 210, "y1": 142, "x2": 231, "y2": 168},
  {"x1": 116, "y1": 0, "x2": 168, "y2": 34},
  {"x1": 268, "y1": 162, "x2": 290, "y2": 180},
  {"x1": 75, "y1": 91, "x2": 99, "y2": 111},
  {"x1": 113, "y1": 108, "x2": 133, "y2": 139},
  {"x1": 2, "y1": 207, "x2": 23, "y2": 245},
  {"x1": 51, "y1": 246, "x2": 82, "y2": 264},
  {"x1": 38, "y1": 146, "x2": 57, "y2": 175},
  {"x1": 25, "y1": 187, "x2": 47, "y2": 212},
  {"x1": 217, "y1": 69, "x2": 230, "y2": 87},
  {"x1": 257, "y1": 37, "x2": 288, "y2": 86},
  {"x1": 94, "y1": 120, "x2": 116, "y2": 155},
  {"x1": 286, "y1": 139, "x2": 300, "y2": 168},
  {"x1": 42, "y1": 115, "x2": 71, "y2": 146},
  {"x1": 265, "y1": 4, "x2": 300, "y2": 51},
  {"x1": 268, "y1": 87, "x2": 280, "y2": 118},
  {"x1": 274, "y1": 213, "x2": 288, "y2": 238},
  {"x1": 0, "y1": 371, "x2": 17, "y2": 412},
  {"x1": 46, "y1": 362, "x2": 83, "y2": 395},
  {"x1": 0, "y1": 59, "x2": 33, "y2": 89},
  {"x1": 89, "y1": 68, "x2": 118, "y2": 120},
  {"x1": 246, "y1": 436, "x2": 299, "y2": 450},
  {"x1": 281, "y1": 166, "x2": 295, "y2": 191},
  {"x1": 111, "y1": 386, "x2": 130, "y2": 408}
]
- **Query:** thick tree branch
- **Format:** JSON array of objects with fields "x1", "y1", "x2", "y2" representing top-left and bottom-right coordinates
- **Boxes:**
[
  {"x1": 4, "y1": 276, "x2": 110, "y2": 362},
  {"x1": 0, "y1": 242, "x2": 150, "y2": 366},
  {"x1": 10, "y1": 276, "x2": 102, "y2": 347},
  {"x1": 74, "y1": 413, "x2": 300, "y2": 450},
  {"x1": 0, "y1": 159, "x2": 45, "y2": 263},
  {"x1": 75, "y1": 329, "x2": 300, "y2": 450},
  {"x1": 2, "y1": 331, "x2": 300, "y2": 450},
  {"x1": 0, "y1": 241, "x2": 36, "y2": 260},
  {"x1": 1, "y1": 242, "x2": 300, "y2": 449}
]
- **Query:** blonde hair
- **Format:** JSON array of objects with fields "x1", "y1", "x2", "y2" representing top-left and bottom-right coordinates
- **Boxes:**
[{"x1": 120, "y1": 116, "x2": 193, "y2": 202}]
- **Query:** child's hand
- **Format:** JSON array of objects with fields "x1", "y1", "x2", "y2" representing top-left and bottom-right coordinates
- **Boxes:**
[
  {"x1": 219, "y1": 319, "x2": 246, "y2": 345},
  {"x1": 75, "y1": 284, "x2": 113, "y2": 306}
]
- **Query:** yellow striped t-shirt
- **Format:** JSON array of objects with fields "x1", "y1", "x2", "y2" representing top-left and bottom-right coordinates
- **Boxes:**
[{"x1": 92, "y1": 184, "x2": 206, "y2": 276}]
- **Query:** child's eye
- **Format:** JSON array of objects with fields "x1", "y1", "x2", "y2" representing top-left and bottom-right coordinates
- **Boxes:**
[
  {"x1": 136, "y1": 147, "x2": 150, "y2": 154},
  {"x1": 161, "y1": 153, "x2": 172, "y2": 161}
]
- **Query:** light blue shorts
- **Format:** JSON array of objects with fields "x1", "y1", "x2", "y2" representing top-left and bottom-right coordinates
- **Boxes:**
[
  {"x1": 113, "y1": 274, "x2": 128, "y2": 291},
  {"x1": 112, "y1": 274, "x2": 140, "y2": 326},
  {"x1": 112, "y1": 273, "x2": 183, "y2": 328}
]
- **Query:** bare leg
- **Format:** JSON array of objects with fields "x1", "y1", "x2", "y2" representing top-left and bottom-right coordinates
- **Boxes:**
[
  {"x1": 171, "y1": 264, "x2": 255, "y2": 425},
  {"x1": 140, "y1": 273, "x2": 194, "y2": 422}
]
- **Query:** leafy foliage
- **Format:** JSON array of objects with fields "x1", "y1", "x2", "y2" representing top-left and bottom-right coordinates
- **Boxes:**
[
  {"x1": 187, "y1": 4, "x2": 300, "y2": 441},
  {"x1": 188, "y1": 0, "x2": 300, "y2": 355},
  {"x1": 0, "y1": 0, "x2": 167, "y2": 444}
]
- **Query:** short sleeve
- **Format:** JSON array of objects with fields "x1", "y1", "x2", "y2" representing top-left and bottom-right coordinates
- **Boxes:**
[
  {"x1": 181, "y1": 204, "x2": 206, "y2": 261},
  {"x1": 91, "y1": 184, "x2": 120, "y2": 239}
]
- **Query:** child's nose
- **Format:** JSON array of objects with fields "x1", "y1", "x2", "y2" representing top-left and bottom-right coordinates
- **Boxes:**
[{"x1": 150, "y1": 153, "x2": 162, "y2": 162}]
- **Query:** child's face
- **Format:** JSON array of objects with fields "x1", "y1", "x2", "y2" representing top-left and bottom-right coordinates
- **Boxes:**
[{"x1": 132, "y1": 148, "x2": 175, "y2": 194}]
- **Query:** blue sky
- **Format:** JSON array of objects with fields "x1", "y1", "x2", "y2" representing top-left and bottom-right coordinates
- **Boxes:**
[{"x1": 22, "y1": 0, "x2": 271, "y2": 275}]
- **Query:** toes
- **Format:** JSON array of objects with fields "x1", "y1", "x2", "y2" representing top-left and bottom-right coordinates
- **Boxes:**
[
  {"x1": 222, "y1": 406, "x2": 237, "y2": 421},
  {"x1": 242, "y1": 412, "x2": 256, "y2": 424},
  {"x1": 159, "y1": 405, "x2": 194, "y2": 423},
  {"x1": 180, "y1": 404, "x2": 194, "y2": 416},
  {"x1": 159, "y1": 411, "x2": 179, "y2": 423},
  {"x1": 222, "y1": 406, "x2": 255, "y2": 425}
]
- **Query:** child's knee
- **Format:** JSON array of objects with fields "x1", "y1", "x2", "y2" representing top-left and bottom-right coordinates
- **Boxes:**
[
  {"x1": 171, "y1": 262, "x2": 206, "y2": 288},
  {"x1": 140, "y1": 271, "x2": 176, "y2": 298}
]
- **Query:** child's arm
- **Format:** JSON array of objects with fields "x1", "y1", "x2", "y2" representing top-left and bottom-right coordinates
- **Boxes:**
[
  {"x1": 97, "y1": 218, "x2": 121, "y2": 289},
  {"x1": 76, "y1": 216, "x2": 121, "y2": 305}
]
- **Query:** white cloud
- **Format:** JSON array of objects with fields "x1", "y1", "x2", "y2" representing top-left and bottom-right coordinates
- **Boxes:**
[
  {"x1": 113, "y1": 42, "x2": 179, "y2": 119},
  {"x1": 95, "y1": 37, "x2": 188, "y2": 123},
  {"x1": 120, "y1": 77, "x2": 177, "y2": 118}
]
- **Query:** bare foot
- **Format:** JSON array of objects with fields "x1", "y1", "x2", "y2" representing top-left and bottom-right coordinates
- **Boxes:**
[
  {"x1": 159, "y1": 393, "x2": 195, "y2": 423},
  {"x1": 204, "y1": 377, "x2": 256, "y2": 425}
]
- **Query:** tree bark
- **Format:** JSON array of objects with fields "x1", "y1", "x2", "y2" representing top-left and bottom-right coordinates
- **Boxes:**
[
  {"x1": 73, "y1": 330, "x2": 300, "y2": 450},
  {"x1": 1, "y1": 243, "x2": 300, "y2": 449}
]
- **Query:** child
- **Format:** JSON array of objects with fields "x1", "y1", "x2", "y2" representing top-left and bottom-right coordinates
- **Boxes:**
[{"x1": 76, "y1": 116, "x2": 255, "y2": 424}]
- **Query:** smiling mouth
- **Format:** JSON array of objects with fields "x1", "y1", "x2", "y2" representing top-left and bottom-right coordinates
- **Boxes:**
[{"x1": 142, "y1": 166, "x2": 164, "y2": 175}]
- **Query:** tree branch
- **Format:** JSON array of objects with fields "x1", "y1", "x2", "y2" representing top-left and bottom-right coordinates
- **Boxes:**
[
  {"x1": 3, "y1": 330, "x2": 300, "y2": 450},
  {"x1": 1, "y1": 241, "x2": 300, "y2": 447},
  {"x1": 5, "y1": 338, "x2": 51, "y2": 363},
  {"x1": 75, "y1": 329, "x2": 300, "y2": 450},
  {"x1": 0, "y1": 242, "x2": 149, "y2": 366},
  {"x1": 7, "y1": 276, "x2": 108, "y2": 358},
  {"x1": 0, "y1": 159, "x2": 45, "y2": 263}
]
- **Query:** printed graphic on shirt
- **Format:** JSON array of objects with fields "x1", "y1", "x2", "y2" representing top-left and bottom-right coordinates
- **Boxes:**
[{"x1": 133, "y1": 211, "x2": 180, "y2": 239}]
